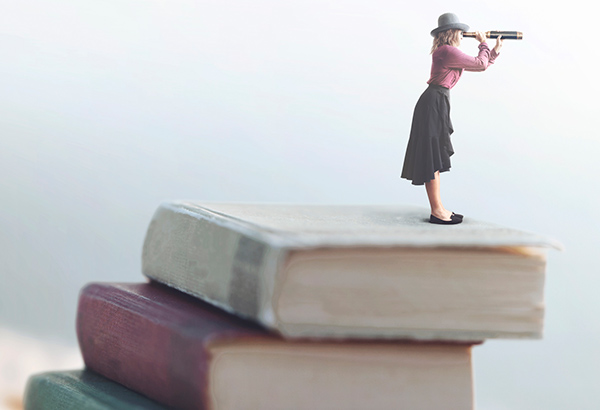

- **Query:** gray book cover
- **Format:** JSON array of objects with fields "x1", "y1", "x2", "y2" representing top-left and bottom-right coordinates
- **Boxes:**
[{"x1": 142, "y1": 201, "x2": 560, "y2": 341}]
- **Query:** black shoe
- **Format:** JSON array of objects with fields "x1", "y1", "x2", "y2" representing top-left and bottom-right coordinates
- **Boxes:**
[
  {"x1": 429, "y1": 214, "x2": 463, "y2": 225},
  {"x1": 452, "y1": 212, "x2": 464, "y2": 219}
]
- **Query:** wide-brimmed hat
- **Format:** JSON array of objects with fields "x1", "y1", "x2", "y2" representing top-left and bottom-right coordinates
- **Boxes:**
[{"x1": 430, "y1": 13, "x2": 469, "y2": 37}]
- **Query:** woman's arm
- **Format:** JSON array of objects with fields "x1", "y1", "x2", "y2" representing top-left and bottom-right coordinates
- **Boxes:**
[
  {"x1": 445, "y1": 43, "x2": 493, "y2": 72},
  {"x1": 445, "y1": 31, "x2": 502, "y2": 72},
  {"x1": 465, "y1": 35, "x2": 503, "y2": 71}
]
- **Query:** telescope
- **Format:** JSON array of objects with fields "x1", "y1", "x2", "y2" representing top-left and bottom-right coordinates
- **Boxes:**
[{"x1": 463, "y1": 31, "x2": 523, "y2": 40}]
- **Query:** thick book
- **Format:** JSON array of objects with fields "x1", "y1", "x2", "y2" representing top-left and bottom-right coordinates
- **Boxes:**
[
  {"x1": 23, "y1": 369, "x2": 166, "y2": 410},
  {"x1": 142, "y1": 201, "x2": 560, "y2": 341},
  {"x1": 77, "y1": 282, "x2": 476, "y2": 410}
]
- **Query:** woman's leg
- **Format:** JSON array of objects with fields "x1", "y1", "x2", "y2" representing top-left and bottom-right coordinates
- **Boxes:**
[{"x1": 425, "y1": 171, "x2": 453, "y2": 221}]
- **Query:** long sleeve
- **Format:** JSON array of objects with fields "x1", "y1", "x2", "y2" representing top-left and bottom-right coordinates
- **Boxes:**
[
  {"x1": 465, "y1": 46, "x2": 499, "y2": 72},
  {"x1": 444, "y1": 43, "x2": 497, "y2": 72},
  {"x1": 427, "y1": 44, "x2": 500, "y2": 89}
]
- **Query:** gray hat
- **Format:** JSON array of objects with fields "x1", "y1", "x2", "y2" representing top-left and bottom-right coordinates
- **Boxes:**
[{"x1": 430, "y1": 13, "x2": 469, "y2": 37}]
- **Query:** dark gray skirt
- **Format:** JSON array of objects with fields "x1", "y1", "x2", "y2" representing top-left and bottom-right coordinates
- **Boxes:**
[{"x1": 401, "y1": 84, "x2": 454, "y2": 185}]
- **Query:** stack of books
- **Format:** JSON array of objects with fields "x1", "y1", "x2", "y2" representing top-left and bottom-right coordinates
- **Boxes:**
[{"x1": 24, "y1": 202, "x2": 559, "y2": 409}]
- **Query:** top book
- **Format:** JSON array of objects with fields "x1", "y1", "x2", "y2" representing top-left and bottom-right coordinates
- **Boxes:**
[{"x1": 142, "y1": 201, "x2": 560, "y2": 341}]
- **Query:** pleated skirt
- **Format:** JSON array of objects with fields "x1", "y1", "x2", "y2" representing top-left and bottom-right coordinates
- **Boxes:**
[{"x1": 401, "y1": 84, "x2": 454, "y2": 186}]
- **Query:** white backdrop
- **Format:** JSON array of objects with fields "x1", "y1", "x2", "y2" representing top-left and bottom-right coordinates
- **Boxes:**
[{"x1": 1, "y1": 1, "x2": 599, "y2": 408}]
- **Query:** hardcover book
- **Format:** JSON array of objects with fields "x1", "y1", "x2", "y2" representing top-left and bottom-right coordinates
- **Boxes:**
[
  {"x1": 142, "y1": 201, "x2": 559, "y2": 340},
  {"x1": 77, "y1": 282, "x2": 476, "y2": 410},
  {"x1": 24, "y1": 369, "x2": 167, "y2": 410}
]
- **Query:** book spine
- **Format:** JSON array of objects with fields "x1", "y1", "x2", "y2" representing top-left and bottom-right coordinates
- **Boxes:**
[
  {"x1": 24, "y1": 370, "x2": 168, "y2": 410},
  {"x1": 141, "y1": 202, "x2": 286, "y2": 328},
  {"x1": 76, "y1": 283, "x2": 212, "y2": 409}
]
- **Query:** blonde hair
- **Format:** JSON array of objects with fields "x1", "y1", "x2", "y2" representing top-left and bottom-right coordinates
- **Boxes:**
[{"x1": 431, "y1": 29, "x2": 462, "y2": 54}]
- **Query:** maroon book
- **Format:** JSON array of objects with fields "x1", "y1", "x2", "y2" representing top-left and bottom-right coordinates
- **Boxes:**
[{"x1": 77, "y1": 282, "x2": 476, "y2": 410}]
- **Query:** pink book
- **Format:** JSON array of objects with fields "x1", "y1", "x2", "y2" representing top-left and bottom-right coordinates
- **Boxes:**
[{"x1": 77, "y1": 282, "x2": 477, "y2": 410}]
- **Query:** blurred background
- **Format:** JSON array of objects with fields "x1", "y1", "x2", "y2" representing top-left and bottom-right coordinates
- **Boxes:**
[{"x1": 1, "y1": 0, "x2": 598, "y2": 408}]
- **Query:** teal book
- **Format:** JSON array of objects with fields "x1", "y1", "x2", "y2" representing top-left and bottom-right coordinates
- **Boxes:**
[{"x1": 23, "y1": 369, "x2": 166, "y2": 410}]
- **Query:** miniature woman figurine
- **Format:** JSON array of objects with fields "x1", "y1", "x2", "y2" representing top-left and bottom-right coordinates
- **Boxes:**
[{"x1": 401, "y1": 13, "x2": 503, "y2": 224}]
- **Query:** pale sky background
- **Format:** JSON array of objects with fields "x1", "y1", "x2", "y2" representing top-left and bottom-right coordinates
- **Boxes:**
[{"x1": 1, "y1": 0, "x2": 599, "y2": 408}]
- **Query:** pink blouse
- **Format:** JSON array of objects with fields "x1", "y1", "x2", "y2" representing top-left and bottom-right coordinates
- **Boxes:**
[{"x1": 427, "y1": 43, "x2": 499, "y2": 89}]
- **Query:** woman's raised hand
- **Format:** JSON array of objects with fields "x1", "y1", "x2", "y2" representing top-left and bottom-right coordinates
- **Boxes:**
[
  {"x1": 494, "y1": 35, "x2": 504, "y2": 53},
  {"x1": 475, "y1": 31, "x2": 487, "y2": 43}
]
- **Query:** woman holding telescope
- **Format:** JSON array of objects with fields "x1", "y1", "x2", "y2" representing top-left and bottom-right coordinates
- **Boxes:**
[{"x1": 401, "y1": 13, "x2": 504, "y2": 224}]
